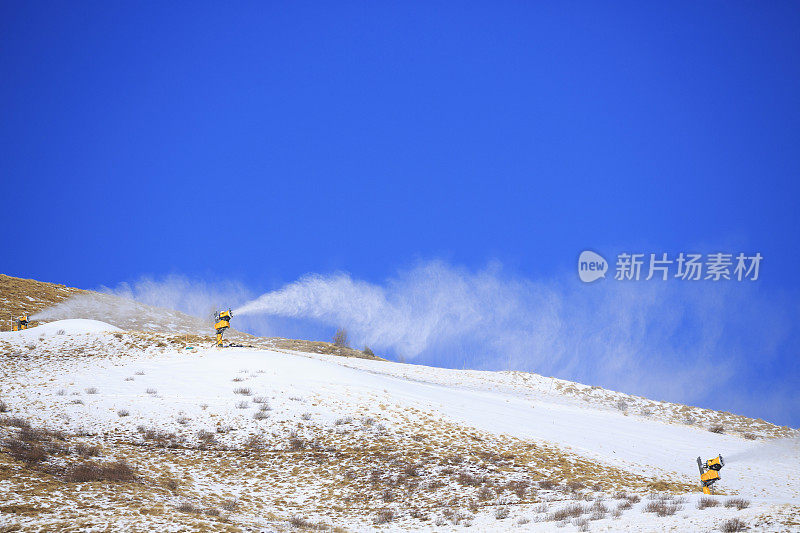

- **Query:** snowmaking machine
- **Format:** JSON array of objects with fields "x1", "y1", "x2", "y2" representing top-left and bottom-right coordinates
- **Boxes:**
[
  {"x1": 697, "y1": 455, "x2": 724, "y2": 494},
  {"x1": 12, "y1": 315, "x2": 29, "y2": 331},
  {"x1": 214, "y1": 309, "x2": 232, "y2": 347}
]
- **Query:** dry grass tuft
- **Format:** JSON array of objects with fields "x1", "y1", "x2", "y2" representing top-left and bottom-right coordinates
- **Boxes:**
[
  {"x1": 373, "y1": 509, "x2": 394, "y2": 524},
  {"x1": 495, "y1": 507, "x2": 510, "y2": 519},
  {"x1": 643, "y1": 499, "x2": 680, "y2": 516},
  {"x1": 73, "y1": 442, "x2": 101, "y2": 457},
  {"x1": 233, "y1": 387, "x2": 252, "y2": 396},
  {"x1": 65, "y1": 460, "x2": 136, "y2": 482},
  {"x1": 724, "y1": 498, "x2": 750, "y2": 510},
  {"x1": 720, "y1": 518, "x2": 747, "y2": 532},
  {"x1": 709, "y1": 424, "x2": 725, "y2": 434},
  {"x1": 548, "y1": 504, "x2": 585, "y2": 521},
  {"x1": 697, "y1": 496, "x2": 719, "y2": 509}
]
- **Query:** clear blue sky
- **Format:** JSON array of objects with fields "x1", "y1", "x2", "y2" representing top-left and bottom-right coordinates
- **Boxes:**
[{"x1": 2, "y1": 3, "x2": 799, "y2": 424}]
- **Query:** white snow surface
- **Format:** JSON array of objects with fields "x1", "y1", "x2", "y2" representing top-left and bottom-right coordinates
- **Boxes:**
[
  {"x1": 1, "y1": 326, "x2": 798, "y2": 531},
  {"x1": 0, "y1": 318, "x2": 122, "y2": 339}
]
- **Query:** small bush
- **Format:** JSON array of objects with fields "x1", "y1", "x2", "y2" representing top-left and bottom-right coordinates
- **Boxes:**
[
  {"x1": 495, "y1": 507, "x2": 510, "y2": 519},
  {"x1": 65, "y1": 460, "x2": 135, "y2": 482},
  {"x1": 124, "y1": 377, "x2": 134, "y2": 381},
  {"x1": 288, "y1": 435, "x2": 306, "y2": 451},
  {"x1": 617, "y1": 500, "x2": 633, "y2": 510},
  {"x1": 743, "y1": 433, "x2": 757, "y2": 440},
  {"x1": 5, "y1": 440, "x2": 48, "y2": 463},
  {"x1": 333, "y1": 328, "x2": 349, "y2": 348},
  {"x1": 0, "y1": 401, "x2": 7, "y2": 413},
  {"x1": 135, "y1": 371, "x2": 145, "y2": 375},
  {"x1": 289, "y1": 515, "x2": 312, "y2": 528},
  {"x1": 643, "y1": 500, "x2": 680, "y2": 516},
  {"x1": 538, "y1": 479, "x2": 558, "y2": 490},
  {"x1": 145, "y1": 388, "x2": 157, "y2": 395},
  {"x1": 57, "y1": 389, "x2": 67, "y2": 396},
  {"x1": 177, "y1": 501, "x2": 200, "y2": 514},
  {"x1": 253, "y1": 396, "x2": 269, "y2": 403},
  {"x1": 74, "y1": 442, "x2": 102, "y2": 457},
  {"x1": 374, "y1": 509, "x2": 394, "y2": 524},
  {"x1": 236, "y1": 401, "x2": 249, "y2": 409},
  {"x1": 220, "y1": 499, "x2": 238, "y2": 511},
  {"x1": 2, "y1": 417, "x2": 31, "y2": 429},
  {"x1": 724, "y1": 498, "x2": 750, "y2": 510},
  {"x1": 709, "y1": 424, "x2": 725, "y2": 434},
  {"x1": 233, "y1": 387, "x2": 251, "y2": 396},
  {"x1": 720, "y1": 518, "x2": 747, "y2": 532},
  {"x1": 117, "y1": 409, "x2": 129, "y2": 417},
  {"x1": 197, "y1": 430, "x2": 216, "y2": 443},
  {"x1": 253, "y1": 411, "x2": 269, "y2": 420},
  {"x1": 85, "y1": 387, "x2": 99, "y2": 395},
  {"x1": 697, "y1": 496, "x2": 719, "y2": 509},
  {"x1": 573, "y1": 518, "x2": 589, "y2": 532},
  {"x1": 335, "y1": 417, "x2": 353, "y2": 425},
  {"x1": 363, "y1": 346, "x2": 374, "y2": 356},
  {"x1": 71, "y1": 399, "x2": 84, "y2": 405},
  {"x1": 548, "y1": 504, "x2": 585, "y2": 521},
  {"x1": 456, "y1": 472, "x2": 486, "y2": 486},
  {"x1": 477, "y1": 486, "x2": 495, "y2": 501},
  {"x1": 301, "y1": 412, "x2": 312, "y2": 420}
]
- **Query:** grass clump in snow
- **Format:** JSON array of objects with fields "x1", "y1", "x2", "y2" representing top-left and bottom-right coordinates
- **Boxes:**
[
  {"x1": 724, "y1": 498, "x2": 750, "y2": 510},
  {"x1": 708, "y1": 424, "x2": 725, "y2": 434},
  {"x1": 720, "y1": 518, "x2": 747, "y2": 532},
  {"x1": 643, "y1": 497, "x2": 681, "y2": 517},
  {"x1": 697, "y1": 496, "x2": 719, "y2": 509},
  {"x1": 233, "y1": 387, "x2": 251, "y2": 396},
  {"x1": 74, "y1": 442, "x2": 101, "y2": 457},
  {"x1": 547, "y1": 504, "x2": 585, "y2": 521},
  {"x1": 65, "y1": 459, "x2": 136, "y2": 482},
  {"x1": 373, "y1": 509, "x2": 394, "y2": 524}
]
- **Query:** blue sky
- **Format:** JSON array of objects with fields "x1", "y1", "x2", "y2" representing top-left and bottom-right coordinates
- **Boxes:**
[{"x1": 2, "y1": 2, "x2": 799, "y2": 425}]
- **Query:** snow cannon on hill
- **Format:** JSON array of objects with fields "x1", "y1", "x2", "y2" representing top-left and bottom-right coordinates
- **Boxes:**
[
  {"x1": 213, "y1": 309, "x2": 232, "y2": 347},
  {"x1": 697, "y1": 454, "x2": 724, "y2": 494},
  {"x1": 12, "y1": 315, "x2": 30, "y2": 331}
]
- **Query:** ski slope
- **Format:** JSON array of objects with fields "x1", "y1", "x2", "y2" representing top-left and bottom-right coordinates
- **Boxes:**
[{"x1": 1, "y1": 320, "x2": 798, "y2": 531}]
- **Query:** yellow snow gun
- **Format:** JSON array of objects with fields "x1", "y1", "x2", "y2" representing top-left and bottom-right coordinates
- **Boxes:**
[
  {"x1": 12, "y1": 315, "x2": 30, "y2": 331},
  {"x1": 214, "y1": 309, "x2": 232, "y2": 347},
  {"x1": 697, "y1": 454, "x2": 724, "y2": 494}
]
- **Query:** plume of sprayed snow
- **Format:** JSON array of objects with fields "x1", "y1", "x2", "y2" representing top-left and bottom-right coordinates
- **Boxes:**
[
  {"x1": 32, "y1": 275, "x2": 253, "y2": 334},
  {"x1": 234, "y1": 260, "x2": 796, "y2": 411},
  {"x1": 106, "y1": 275, "x2": 252, "y2": 320}
]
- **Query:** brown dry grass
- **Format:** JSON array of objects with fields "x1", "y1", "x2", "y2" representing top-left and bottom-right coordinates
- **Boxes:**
[{"x1": 0, "y1": 274, "x2": 85, "y2": 331}]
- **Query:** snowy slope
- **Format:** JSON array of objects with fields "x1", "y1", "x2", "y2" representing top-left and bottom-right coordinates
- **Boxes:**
[{"x1": 1, "y1": 321, "x2": 797, "y2": 532}]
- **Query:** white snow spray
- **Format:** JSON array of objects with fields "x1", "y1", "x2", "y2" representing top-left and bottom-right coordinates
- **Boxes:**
[
  {"x1": 32, "y1": 275, "x2": 253, "y2": 333},
  {"x1": 723, "y1": 437, "x2": 800, "y2": 465},
  {"x1": 233, "y1": 259, "x2": 794, "y2": 419}
]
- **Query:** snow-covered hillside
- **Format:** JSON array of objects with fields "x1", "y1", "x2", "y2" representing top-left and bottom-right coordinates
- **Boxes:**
[{"x1": 1, "y1": 319, "x2": 798, "y2": 532}]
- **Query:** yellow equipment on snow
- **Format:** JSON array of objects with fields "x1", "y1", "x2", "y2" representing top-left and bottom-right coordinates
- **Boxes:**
[
  {"x1": 697, "y1": 455, "x2": 724, "y2": 494},
  {"x1": 214, "y1": 309, "x2": 232, "y2": 347},
  {"x1": 12, "y1": 315, "x2": 30, "y2": 331}
]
